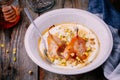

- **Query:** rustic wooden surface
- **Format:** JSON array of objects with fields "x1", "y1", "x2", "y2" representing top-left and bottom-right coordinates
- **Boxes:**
[{"x1": 0, "y1": 0, "x2": 107, "y2": 80}]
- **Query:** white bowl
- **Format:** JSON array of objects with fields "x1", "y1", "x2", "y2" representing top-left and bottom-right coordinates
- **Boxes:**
[{"x1": 24, "y1": 8, "x2": 113, "y2": 75}]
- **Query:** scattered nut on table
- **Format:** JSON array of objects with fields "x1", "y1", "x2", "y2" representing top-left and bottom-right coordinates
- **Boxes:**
[
  {"x1": 13, "y1": 48, "x2": 17, "y2": 54},
  {"x1": 13, "y1": 57, "x2": 17, "y2": 62},
  {"x1": 28, "y1": 70, "x2": 33, "y2": 75},
  {"x1": 6, "y1": 49, "x2": 9, "y2": 53},
  {"x1": 1, "y1": 44, "x2": 5, "y2": 48}
]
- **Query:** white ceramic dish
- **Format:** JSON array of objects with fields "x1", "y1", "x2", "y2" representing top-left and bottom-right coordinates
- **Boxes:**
[{"x1": 24, "y1": 8, "x2": 113, "y2": 75}]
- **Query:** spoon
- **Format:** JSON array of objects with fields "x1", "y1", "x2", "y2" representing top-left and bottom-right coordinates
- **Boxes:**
[{"x1": 24, "y1": 8, "x2": 51, "y2": 63}]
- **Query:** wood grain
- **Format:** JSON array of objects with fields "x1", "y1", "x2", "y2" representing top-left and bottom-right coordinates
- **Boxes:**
[
  {"x1": 0, "y1": 0, "x2": 107, "y2": 80},
  {"x1": 0, "y1": 0, "x2": 38, "y2": 80}
]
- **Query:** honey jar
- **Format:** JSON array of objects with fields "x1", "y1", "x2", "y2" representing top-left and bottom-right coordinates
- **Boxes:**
[{"x1": 0, "y1": 0, "x2": 20, "y2": 29}]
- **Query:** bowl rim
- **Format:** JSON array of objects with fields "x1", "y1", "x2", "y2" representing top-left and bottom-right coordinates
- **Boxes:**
[{"x1": 24, "y1": 8, "x2": 113, "y2": 75}]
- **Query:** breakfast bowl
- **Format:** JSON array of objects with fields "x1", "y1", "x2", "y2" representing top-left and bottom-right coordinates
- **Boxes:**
[{"x1": 24, "y1": 8, "x2": 113, "y2": 75}]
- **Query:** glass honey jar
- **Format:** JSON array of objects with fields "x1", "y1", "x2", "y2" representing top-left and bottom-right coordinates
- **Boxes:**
[
  {"x1": 27, "y1": 0, "x2": 55, "y2": 13},
  {"x1": 0, "y1": 0, "x2": 20, "y2": 29}
]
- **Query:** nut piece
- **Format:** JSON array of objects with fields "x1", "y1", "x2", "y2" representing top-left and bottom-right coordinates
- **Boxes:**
[
  {"x1": 76, "y1": 57, "x2": 80, "y2": 61},
  {"x1": 90, "y1": 38, "x2": 94, "y2": 41},
  {"x1": 70, "y1": 53, "x2": 75, "y2": 57},
  {"x1": 13, "y1": 57, "x2": 17, "y2": 62},
  {"x1": 84, "y1": 52, "x2": 89, "y2": 57},
  {"x1": 28, "y1": 70, "x2": 33, "y2": 75},
  {"x1": 13, "y1": 48, "x2": 17, "y2": 54},
  {"x1": 87, "y1": 47, "x2": 91, "y2": 52},
  {"x1": 1, "y1": 44, "x2": 5, "y2": 48},
  {"x1": 90, "y1": 41, "x2": 95, "y2": 45},
  {"x1": 6, "y1": 49, "x2": 9, "y2": 53}
]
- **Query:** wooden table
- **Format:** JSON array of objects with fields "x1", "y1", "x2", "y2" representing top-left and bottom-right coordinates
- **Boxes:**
[{"x1": 0, "y1": 0, "x2": 107, "y2": 80}]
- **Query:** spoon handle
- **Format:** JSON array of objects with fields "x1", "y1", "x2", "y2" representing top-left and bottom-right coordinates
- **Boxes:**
[
  {"x1": 24, "y1": 8, "x2": 48, "y2": 54},
  {"x1": 24, "y1": 8, "x2": 42, "y2": 37}
]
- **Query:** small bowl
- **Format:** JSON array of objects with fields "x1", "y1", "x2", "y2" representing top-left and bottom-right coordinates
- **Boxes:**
[{"x1": 24, "y1": 8, "x2": 113, "y2": 75}]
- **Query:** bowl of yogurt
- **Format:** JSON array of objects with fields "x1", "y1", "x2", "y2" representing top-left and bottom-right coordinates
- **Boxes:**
[{"x1": 24, "y1": 8, "x2": 113, "y2": 75}]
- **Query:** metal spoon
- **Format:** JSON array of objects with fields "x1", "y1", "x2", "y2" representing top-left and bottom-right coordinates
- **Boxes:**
[{"x1": 24, "y1": 8, "x2": 51, "y2": 63}]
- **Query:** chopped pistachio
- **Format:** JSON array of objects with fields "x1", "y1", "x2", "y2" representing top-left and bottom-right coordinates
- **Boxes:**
[
  {"x1": 13, "y1": 48, "x2": 17, "y2": 54},
  {"x1": 61, "y1": 59, "x2": 66, "y2": 63},
  {"x1": 90, "y1": 38, "x2": 94, "y2": 41},
  {"x1": 13, "y1": 51, "x2": 16, "y2": 54},
  {"x1": 84, "y1": 52, "x2": 89, "y2": 57},
  {"x1": 90, "y1": 41, "x2": 95, "y2": 45},
  {"x1": 13, "y1": 48, "x2": 16, "y2": 52},
  {"x1": 76, "y1": 57, "x2": 80, "y2": 61},
  {"x1": 59, "y1": 34, "x2": 63, "y2": 38},
  {"x1": 58, "y1": 58, "x2": 62, "y2": 61},
  {"x1": 92, "y1": 48, "x2": 96, "y2": 50},
  {"x1": 65, "y1": 29, "x2": 69, "y2": 32},
  {"x1": 79, "y1": 33, "x2": 85, "y2": 38},
  {"x1": 70, "y1": 53, "x2": 75, "y2": 57},
  {"x1": 83, "y1": 37, "x2": 88, "y2": 42},
  {"x1": 28, "y1": 70, "x2": 33, "y2": 75},
  {"x1": 87, "y1": 47, "x2": 91, "y2": 52},
  {"x1": 66, "y1": 41, "x2": 69, "y2": 45},
  {"x1": 61, "y1": 63, "x2": 66, "y2": 66},
  {"x1": 72, "y1": 61, "x2": 77, "y2": 66},
  {"x1": 6, "y1": 49, "x2": 9, "y2": 53},
  {"x1": 70, "y1": 32, "x2": 74, "y2": 37},
  {"x1": 50, "y1": 58, "x2": 54, "y2": 62},
  {"x1": 13, "y1": 57, "x2": 17, "y2": 62},
  {"x1": 62, "y1": 38, "x2": 67, "y2": 42},
  {"x1": 60, "y1": 59, "x2": 67, "y2": 66},
  {"x1": 62, "y1": 36, "x2": 65, "y2": 38},
  {"x1": 1, "y1": 44, "x2": 5, "y2": 48},
  {"x1": 48, "y1": 56, "x2": 54, "y2": 62}
]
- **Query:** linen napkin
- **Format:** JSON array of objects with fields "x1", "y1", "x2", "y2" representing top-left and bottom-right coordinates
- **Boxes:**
[{"x1": 88, "y1": 0, "x2": 120, "y2": 80}]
